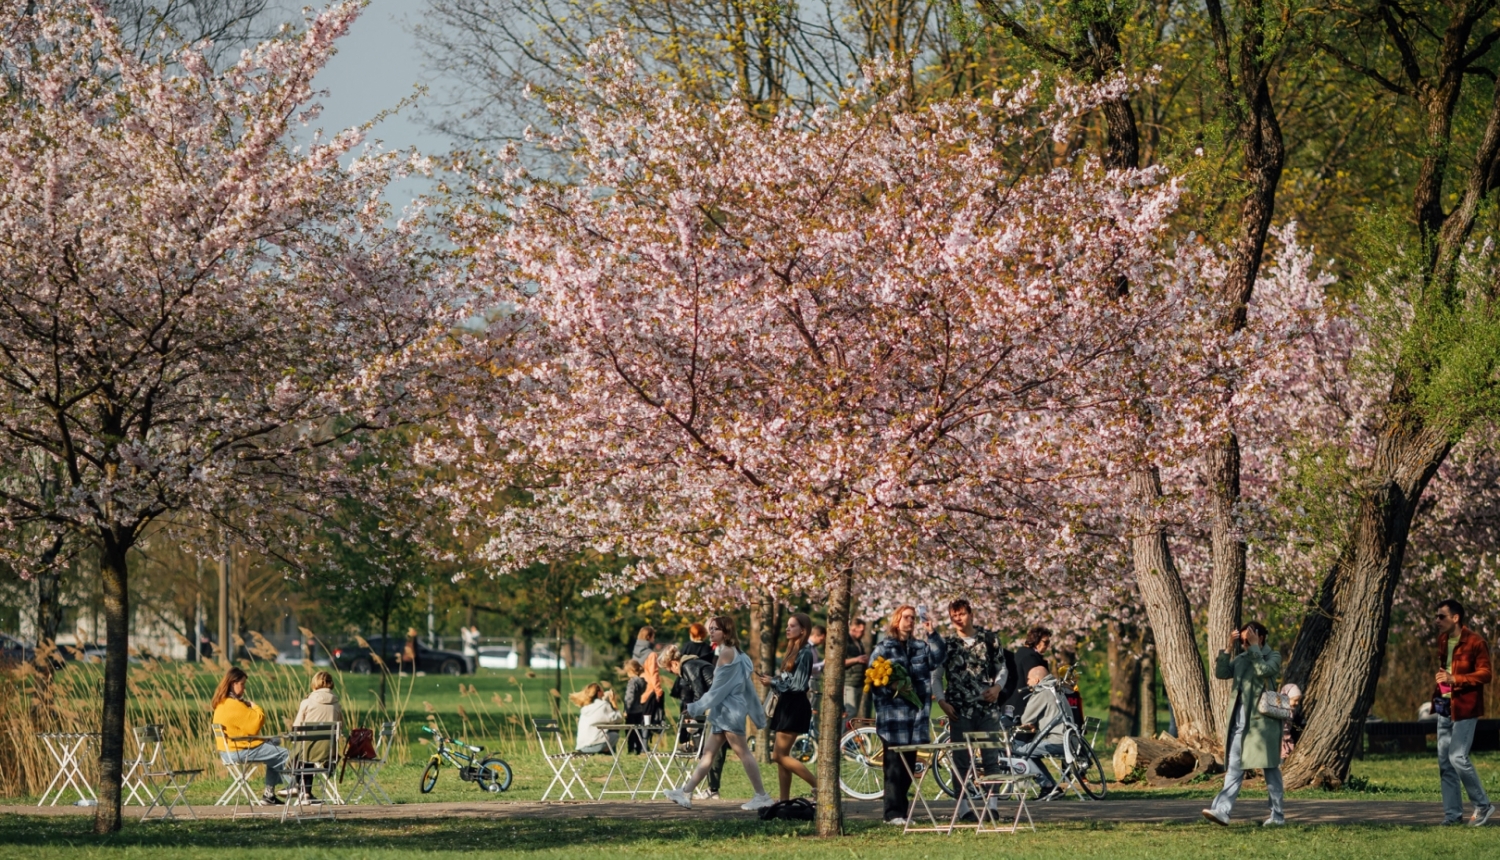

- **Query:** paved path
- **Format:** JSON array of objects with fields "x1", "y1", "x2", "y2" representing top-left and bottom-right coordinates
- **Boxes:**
[{"x1": 1, "y1": 797, "x2": 1451, "y2": 826}]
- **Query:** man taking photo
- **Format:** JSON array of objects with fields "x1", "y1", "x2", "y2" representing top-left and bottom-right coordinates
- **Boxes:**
[{"x1": 1434, "y1": 599, "x2": 1493, "y2": 826}]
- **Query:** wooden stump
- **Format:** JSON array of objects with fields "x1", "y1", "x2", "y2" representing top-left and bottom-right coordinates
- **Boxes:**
[{"x1": 1112, "y1": 733, "x2": 1219, "y2": 786}]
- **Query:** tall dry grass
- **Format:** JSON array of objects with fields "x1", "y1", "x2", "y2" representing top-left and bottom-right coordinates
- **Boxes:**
[{"x1": 0, "y1": 659, "x2": 414, "y2": 798}]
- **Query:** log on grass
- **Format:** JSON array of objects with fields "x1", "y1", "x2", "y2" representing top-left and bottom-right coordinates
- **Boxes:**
[{"x1": 1112, "y1": 734, "x2": 1217, "y2": 786}]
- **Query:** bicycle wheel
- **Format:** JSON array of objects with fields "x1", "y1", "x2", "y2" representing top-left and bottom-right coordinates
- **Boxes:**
[
  {"x1": 838, "y1": 726, "x2": 884, "y2": 800},
  {"x1": 791, "y1": 732, "x2": 818, "y2": 764},
  {"x1": 477, "y1": 757, "x2": 513, "y2": 793},
  {"x1": 1066, "y1": 732, "x2": 1107, "y2": 799},
  {"x1": 420, "y1": 759, "x2": 441, "y2": 793}
]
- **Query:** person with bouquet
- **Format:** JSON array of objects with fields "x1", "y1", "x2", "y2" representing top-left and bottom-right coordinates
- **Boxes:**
[{"x1": 867, "y1": 605, "x2": 935, "y2": 825}]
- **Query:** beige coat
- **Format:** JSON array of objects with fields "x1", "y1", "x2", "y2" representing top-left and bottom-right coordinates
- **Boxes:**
[{"x1": 293, "y1": 688, "x2": 342, "y2": 765}]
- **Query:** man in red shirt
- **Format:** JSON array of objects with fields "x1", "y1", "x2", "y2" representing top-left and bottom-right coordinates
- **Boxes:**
[{"x1": 1434, "y1": 599, "x2": 1493, "y2": 826}]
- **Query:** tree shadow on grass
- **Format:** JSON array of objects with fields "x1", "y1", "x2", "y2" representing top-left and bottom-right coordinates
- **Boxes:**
[{"x1": 0, "y1": 815, "x2": 817, "y2": 852}]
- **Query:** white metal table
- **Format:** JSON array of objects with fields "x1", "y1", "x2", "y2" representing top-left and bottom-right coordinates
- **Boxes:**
[{"x1": 594, "y1": 722, "x2": 667, "y2": 799}]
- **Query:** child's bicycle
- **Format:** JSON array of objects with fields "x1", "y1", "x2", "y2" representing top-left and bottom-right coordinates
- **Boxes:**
[{"x1": 419, "y1": 725, "x2": 513, "y2": 794}]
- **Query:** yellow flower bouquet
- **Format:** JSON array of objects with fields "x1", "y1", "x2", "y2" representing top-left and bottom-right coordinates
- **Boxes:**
[{"x1": 863, "y1": 655, "x2": 921, "y2": 708}]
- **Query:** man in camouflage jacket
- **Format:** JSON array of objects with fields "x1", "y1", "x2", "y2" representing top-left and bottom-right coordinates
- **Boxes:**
[{"x1": 929, "y1": 598, "x2": 1017, "y2": 816}]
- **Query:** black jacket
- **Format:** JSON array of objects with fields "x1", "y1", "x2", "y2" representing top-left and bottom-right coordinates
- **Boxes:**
[
  {"x1": 670, "y1": 655, "x2": 715, "y2": 706},
  {"x1": 1003, "y1": 646, "x2": 1048, "y2": 717}
]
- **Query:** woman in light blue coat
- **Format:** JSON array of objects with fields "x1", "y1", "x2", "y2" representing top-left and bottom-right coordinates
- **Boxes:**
[{"x1": 666, "y1": 615, "x2": 773, "y2": 811}]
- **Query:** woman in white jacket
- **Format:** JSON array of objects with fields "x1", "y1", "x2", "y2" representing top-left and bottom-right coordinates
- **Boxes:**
[
  {"x1": 292, "y1": 671, "x2": 342, "y2": 805},
  {"x1": 665, "y1": 615, "x2": 773, "y2": 811},
  {"x1": 570, "y1": 683, "x2": 622, "y2": 754}
]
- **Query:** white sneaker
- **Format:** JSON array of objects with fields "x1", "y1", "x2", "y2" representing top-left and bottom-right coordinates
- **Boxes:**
[
  {"x1": 1202, "y1": 808, "x2": 1229, "y2": 826},
  {"x1": 885, "y1": 817, "x2": 907, "y2": 826},
  {"x1": 1262, "y1": 816, "x2": 1285, "y2": 826},
  {"x1": 665, "y1": 787, "x2": 692, "y2": 809},
  {"x1": 693, "y1": 786, "x2": 717, "y2": 800},
  {"x1": 740, "y1": 792, "x2": 774, "y2": 811}
]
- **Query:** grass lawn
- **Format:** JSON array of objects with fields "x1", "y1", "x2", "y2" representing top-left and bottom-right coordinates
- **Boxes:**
[{"x1": 3, "y1": 815, "x2": 1499, "y2": 859}]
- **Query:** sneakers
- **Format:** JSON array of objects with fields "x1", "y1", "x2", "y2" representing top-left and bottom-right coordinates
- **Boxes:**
[
  {"x1": 1038, "y1": 785, "x2": 1066, "y2": 802},
  {"x1": 296, "y1": 793, "x2": 323, "y2": 806},
  {"x1": 1201, "y1": 808, "x2": 1229, "y2": 826},
  {"x1": 1472, "y1": 804, "x2": 1496, "y2": 827},
  {"x1": 258, "y1": 789, "x2": 284, "y2": 807},
  {"x1": 1262, "y1": 816, "x2": 1285, "y2": 827},
  {"x1": 885, "y1": 817, "x2": 907, "y2": 826},
  {"x1": 664, "y1": 787, "x2": 692, "y2": 810},
  {"x1": 740, "y1": 792, "x2": 774, "y2": 811},
  {"x1": 692, "y1": 787, "x2": 718, "y2": 800}
]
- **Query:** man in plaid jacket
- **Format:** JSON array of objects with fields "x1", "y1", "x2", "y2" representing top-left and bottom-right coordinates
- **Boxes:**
[{"x1": 870, "y1": 606, "x2": 935, "y2": 824}]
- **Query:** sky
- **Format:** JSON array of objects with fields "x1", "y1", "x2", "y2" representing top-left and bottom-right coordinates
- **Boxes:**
[{"x1": 304, "y1": 0, "x2": 459, "y2": 207}]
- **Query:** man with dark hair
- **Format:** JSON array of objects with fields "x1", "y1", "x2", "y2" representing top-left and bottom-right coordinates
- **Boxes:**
[
  {"x1": 929, "y1": 598, "x2": 1017, "y2": 820},
  {"x1": 1434, "y1": 599, "x2": 1494, "y2": 826},
  {"x1": 843, "y1": 618, "x2": 870, "y2": 719},
  {"x1": 1004, "y1": 626, "x2": 1052, "y2": 720}
]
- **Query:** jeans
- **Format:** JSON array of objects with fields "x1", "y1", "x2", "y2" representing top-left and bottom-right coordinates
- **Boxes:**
[
  {"x1": 223, "y1": 741, "x2": 290, "y2": 788},
  {"x1": 1210, "y1": 706, "x2": 1283, "y2": 821},
  {"x1": 578, "y1": 741, "x2": 611, "y2": 755},
  {"x1": 1438, "y1": 716, "x2": 1491, "y2": 821},
  {"x1": 948, "y1": 711, "x2": 1002, "y2": 789},
  {"x1": 844, "y1": 686, "x2": 863, "y2": 721},
  {"x1": 883, "y1": 745, "x2": 918, "y2": 822},
  {"x1": 1025, "y1": 740, "x2": 1064, "y2": 790}
]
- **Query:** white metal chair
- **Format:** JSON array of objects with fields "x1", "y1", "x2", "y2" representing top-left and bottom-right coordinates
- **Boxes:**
[
  {"x1": 649, "y1": 716, "x2": 708, "y2": 798},
  {"x1": 210, "y1": 724, "x2": 261, "y2": 809},
  {"x1": 961, "y1": 730, "x2": 1038, "y2": 834},
  {"x1": 135, "y1": 725, "x2": 203, "y2": 822},
  {"x1": 280, "y1": 723, "x2": 339, "y2": 822},
  {"x1": 124, "y1": 725, "x2": 164, "y2": 806},
  {"x1": 533, "y1": 717, "x2": 595, "y2": 800},
  {"x1": 344, "y1": 721, "x2": 394, "y2": 805}
]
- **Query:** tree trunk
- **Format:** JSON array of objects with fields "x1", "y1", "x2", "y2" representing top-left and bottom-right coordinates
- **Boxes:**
[
  {"x1": 1112, "y1": 734, "x2": 1214, "y2": 786},
  {"x1": 814, "y1": 567, "x2": 853, "y2": 837},
  {"x1": 1130, "y1": 467, "x2": 1216, "y2": 748},
  {"x1": 1138, "y1": 628, "x2": 1158, "y2": 737},
  {"x1": 92, "y1": 535, "x2": 131, "y2": 834},
  {"x1": 1106, "y1": 620, "x2": 1141, "y2": 742},
  {"x1": 750, "y1": 591, "x2": 778, "y2": 764},
  {"x1": 1205, "y1": 432, "x2": 1246, "y2": 729},
  {"x1": 1282, "y1": 422, "x2": 1450, "y2": 789},
  {"x1": 33, "y1": 533, "x2": 67, "y2": 674},
  {"x1": 517, "y1": 631, "x2": 533, "y2": 670}
]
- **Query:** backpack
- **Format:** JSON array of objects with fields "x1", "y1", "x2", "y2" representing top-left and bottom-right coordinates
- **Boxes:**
[{"x1": 758, "y1": 797, "x2": 816, "y2": 821}]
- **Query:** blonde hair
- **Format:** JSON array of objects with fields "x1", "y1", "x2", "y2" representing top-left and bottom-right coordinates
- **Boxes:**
[
  {"x1": 569, "y1": 683, "x2": 604, "y2": 708},
  {"x1": 623, "y1": 659, "x2": 643, "y2": 676},
  {"x1": 311, "y1": 671, "x2": 334, "y2": 691},
  {"x1": 660, "y1": 645, "x2": 681, "y2": 665}
]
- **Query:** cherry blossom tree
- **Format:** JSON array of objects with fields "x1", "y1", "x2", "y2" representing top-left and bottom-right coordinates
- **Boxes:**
[
  {"x1": 0, "y1": 1, "x2": 458, "y2": 832},
  {"x1": 431, "y1": 42, "x2": 1298, "y2": 834}
]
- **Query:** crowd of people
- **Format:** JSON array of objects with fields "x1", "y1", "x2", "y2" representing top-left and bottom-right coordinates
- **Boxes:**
[
  {"x1": 574, "y1": 596, "x2": 1495, "y2": 828},
  {"x1": 197, "y1": 593, "x2": 1493, "y2": 825}
]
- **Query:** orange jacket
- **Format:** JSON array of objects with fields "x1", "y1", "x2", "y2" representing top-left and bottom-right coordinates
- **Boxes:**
[{"x1": 1434, "y1": 628, "x2": 1493, "y2": 721}]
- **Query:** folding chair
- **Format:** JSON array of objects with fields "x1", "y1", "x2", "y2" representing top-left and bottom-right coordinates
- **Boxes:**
[
  {"x1": 961, "y1": 730, "x2": 1037, "y2": 834},
  {"x1": 211, "y1": 724, "x2": 261, "y2": 808},
  {"x1": 650, "y1": 716, "x2": 708, "y2": 798},
  {"x1": 124, "y1": 725, "x2": 164, "y2": 806},
  {"x1": 135, "y1": 726, "x2": 203, "y2": 822},
  {"x1": 279, "y1": 724, "x2": 338, "y2": 822},
  {"x1": 344, "y1": 721, "x2": 394, "y2": 805},
  {"x1": 533, "y1": 717, "x2": 595, "y2": 800}
]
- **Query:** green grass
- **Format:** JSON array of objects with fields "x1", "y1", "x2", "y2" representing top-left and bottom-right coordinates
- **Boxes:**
[{"x1": 2, "y1": 815, "x2": 1499, "y2": 859}]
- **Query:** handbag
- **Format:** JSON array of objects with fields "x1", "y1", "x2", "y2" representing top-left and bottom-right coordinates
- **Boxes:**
[
  {"x1": 1432, "y1": 694, "x2": 1452, "y2": 718},
  {"x1": 763, "y1": 688, "x2": 781, "y2": 719},
  {"x1": 338, "y1": 727, "x2": 377, "y2": 782},
  {"x1": 1257, "y1": 687, "x2": 1293, "y2": 722}
]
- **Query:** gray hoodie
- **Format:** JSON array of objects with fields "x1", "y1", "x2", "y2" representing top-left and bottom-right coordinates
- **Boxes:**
[{"x1": 685, "y1": 650, "x2": 766, "y2": 735}]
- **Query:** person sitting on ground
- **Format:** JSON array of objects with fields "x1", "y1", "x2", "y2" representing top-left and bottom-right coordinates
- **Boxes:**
[
  {"x1": 290, "y1": 670, "x2": 342, "y2": 805},
  {"x1": 1017, "y1": 665, "x2": 1069, "y2": 800},
  {"x1": 211, "y1": 666, "x2": 292, "y2": 806},
  {"x1": 570, "y1": 683, "x2": 622, "y2": 754}
]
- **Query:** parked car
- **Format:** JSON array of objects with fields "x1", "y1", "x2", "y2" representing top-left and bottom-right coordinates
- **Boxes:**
[
  {"x1": 0, "y1": 633, "x2": 34, "y2": 666},
  {"x1": 332, "y1": 635, "x2": 469, "y2": 675},
  {"x1": 476, "y1": 644, "x2": 568, "y2": 670}
]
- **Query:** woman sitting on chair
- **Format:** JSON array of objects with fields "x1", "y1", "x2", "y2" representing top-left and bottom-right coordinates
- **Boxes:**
[
  {"x1": 291, "y1": 670, "x2": 342, "y2": 805},
  {"x1": 211, "y1": 666, "x2": 291, "y2": 806},
  {"x1": 570, "y1": 683, "x2": 622, "y2": 754}
]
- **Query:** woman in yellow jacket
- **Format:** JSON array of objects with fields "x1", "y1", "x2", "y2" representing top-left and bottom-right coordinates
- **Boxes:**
[{"x1": 211, "y1": 666, "x2": 291, "y2": 805}]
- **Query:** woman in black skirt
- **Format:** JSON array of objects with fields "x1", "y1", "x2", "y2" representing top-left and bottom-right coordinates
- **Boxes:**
[{"x1": 756, "y1": 612, "x2": 818, "y2": 802}]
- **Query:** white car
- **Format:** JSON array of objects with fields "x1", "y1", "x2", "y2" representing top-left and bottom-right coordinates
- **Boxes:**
[{"x1": 475, "y1": 644, "x2": 567, "y2": 670}]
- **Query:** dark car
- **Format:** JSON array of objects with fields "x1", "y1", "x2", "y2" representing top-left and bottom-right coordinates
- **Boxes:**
[{"x1": 332, "y1": 635, "x2": 469, "y2": 676}]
